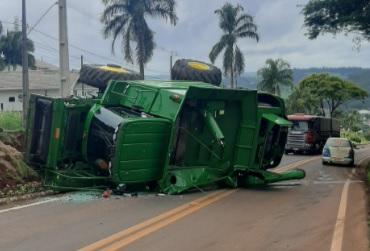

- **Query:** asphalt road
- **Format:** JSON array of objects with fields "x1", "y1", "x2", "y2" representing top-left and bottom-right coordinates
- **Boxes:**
[{"x1": 0, "y1": 151, "x2": 369, "y2": 251}]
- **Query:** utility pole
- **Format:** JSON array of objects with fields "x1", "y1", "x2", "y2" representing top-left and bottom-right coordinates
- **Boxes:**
[
  {"x1": 21, "y1": 0, "x2": 29, "y2": 128},
  {"x1": 58, "y1": 0, "x2": 70, "y2": 97}
]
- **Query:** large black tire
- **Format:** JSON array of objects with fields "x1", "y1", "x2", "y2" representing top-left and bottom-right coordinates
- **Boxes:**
[
  {"x1": 78, "y1": 64, "x2": 142, "y2": 91},
  {"x1": 171, "y1": 59, "x2": 222, "y2": 86}
]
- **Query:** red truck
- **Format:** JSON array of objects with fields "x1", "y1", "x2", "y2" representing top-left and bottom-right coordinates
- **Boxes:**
[{"x1": 285, "y1": 114, "x2": 340, "y2": 154}]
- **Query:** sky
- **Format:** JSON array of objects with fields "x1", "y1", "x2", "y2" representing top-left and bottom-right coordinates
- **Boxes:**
[{"x1": 1, "y1": 0, "x2": 370, "y2": 76}]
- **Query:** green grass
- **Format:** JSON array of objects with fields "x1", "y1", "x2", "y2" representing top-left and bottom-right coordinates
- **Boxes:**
[{"x1": 0, "y1": 112, "x2": 22, "y2": 131}]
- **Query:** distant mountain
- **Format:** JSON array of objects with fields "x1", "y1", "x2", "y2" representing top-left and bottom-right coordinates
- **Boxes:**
[{"x1": 148, "y1": 67, "x2": 370, "y2": 110}]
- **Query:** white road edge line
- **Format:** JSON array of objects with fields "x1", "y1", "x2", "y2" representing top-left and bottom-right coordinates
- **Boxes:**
[
  {"x1": 329, "y1": 153, "x2": 370, "y2": 250},
  {"x1": 0, "y1": 198, "x2": 59, "y2": 214},
  {"x1": 330, "y1": 179, "x2": 350, "y2": 251}
]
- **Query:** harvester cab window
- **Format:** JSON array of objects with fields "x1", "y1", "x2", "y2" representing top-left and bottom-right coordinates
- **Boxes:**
[{"x1": 86, "y1": 107, "x2": 124, "y2": 171}]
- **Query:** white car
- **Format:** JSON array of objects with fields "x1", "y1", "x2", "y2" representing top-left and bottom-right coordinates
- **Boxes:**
[{"x1": 322, "y1": 137, "x2": 355, "y2": 167}]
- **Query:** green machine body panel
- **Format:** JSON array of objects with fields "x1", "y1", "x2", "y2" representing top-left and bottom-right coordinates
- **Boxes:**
[
  {"x1": 25, "y1": 80, "x2": 304, "y2": 193},
  {"x1": 112, "y1": 118, "x2": 172, "y2": 184}
]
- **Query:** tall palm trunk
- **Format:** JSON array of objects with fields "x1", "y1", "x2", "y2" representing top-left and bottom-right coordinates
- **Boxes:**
[
  {"x1": 139, "y1": 62, "x2": 144, "y2": 79},
  {"x1": 230, "y1": 63, "x2": 234, "y2": 88},
  {"x1": 230, "y1": 45, "x2": 234, "y2": 88},
  {"x1": 138, "y1": 33, "x2": 145, "y2": 79}
]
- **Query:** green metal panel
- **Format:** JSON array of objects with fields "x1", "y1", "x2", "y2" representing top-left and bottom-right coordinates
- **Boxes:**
[
  {"x1": 262, "y1": 113, "x2": 292, "y2": 127},
  {"x1": 112, "y1": 118, "x2": 172, "y2": 184}
]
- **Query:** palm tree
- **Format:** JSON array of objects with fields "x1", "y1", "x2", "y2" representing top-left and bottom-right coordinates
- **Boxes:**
[
  {"x1": 101, "y1": 0, "x2": 177, "y2": 78},
  {"x1": 257, "y1": 58, "x2": 293, "y2": 96},
  {"x1": 209, "y1": 3, "x2": 259, "y2": 88},
  {"x1": 0, "y1": 30, "x2": 35, "y2": 71}
]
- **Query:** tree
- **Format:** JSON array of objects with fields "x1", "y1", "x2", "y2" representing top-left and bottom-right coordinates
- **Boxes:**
[
  {"x1": 0, "y1": 31, "x2": 35, "y2": 71},
  {"x1": 341, "y1": 110, "x2": 362, "y2": 132},
  {"x1": 209, "y1": 3, "x2": 259, "y2": 88},
  {"x1": 101, "y1": 0, "x2": 178, "y2": 78},
  {"x1": 286, "y1": 74, "x2": 368, "y2": 117},
  {"x1": 257, "y1": 58, "x2": 293, "y2": 96},
  {"x1": 303, "y1": 0, "x2": 370, "y2": 41}
]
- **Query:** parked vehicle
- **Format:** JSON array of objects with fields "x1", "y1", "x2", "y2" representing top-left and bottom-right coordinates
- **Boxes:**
[
  {"x1": 322, "y1": 138, "x2": 355, "y2": 166},
  {"x1": 285, "y1": 114, "x2": 340, "y2": 154}
]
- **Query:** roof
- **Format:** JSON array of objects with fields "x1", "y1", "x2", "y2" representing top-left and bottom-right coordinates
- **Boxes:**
[
  {"x1": 287, "y1": 114, "x2": 319, "y2": 121},
  {"x1": 0, "y1": 70, "x2": 78, "y2": 91}
]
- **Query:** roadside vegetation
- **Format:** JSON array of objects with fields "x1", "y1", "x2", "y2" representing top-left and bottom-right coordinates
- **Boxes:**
[
  {"x1": 286, "y1": 74, "x2": 368, "y2": 118},
  {"x1": 0, "y1": 112, "x2": 22, "y2": 131}
]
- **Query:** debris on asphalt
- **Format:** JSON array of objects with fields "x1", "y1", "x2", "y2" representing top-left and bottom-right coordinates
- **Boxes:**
[{"x1": 102, "y1": 190, "x2": 111, "y2": 198}]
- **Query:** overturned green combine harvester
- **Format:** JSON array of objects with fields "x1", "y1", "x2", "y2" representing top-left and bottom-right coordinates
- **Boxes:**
[{"x1": 25, "y1": 62, "x2": 305, "y2": 194}]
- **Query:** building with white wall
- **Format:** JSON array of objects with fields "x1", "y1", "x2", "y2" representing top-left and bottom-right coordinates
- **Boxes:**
[{"x1": 0, "y1": 61, "x2": 92, "y2": 111}]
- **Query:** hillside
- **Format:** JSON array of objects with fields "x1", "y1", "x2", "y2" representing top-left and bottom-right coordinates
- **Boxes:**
[
  {"x1": 144, "y1": 67, "x2": 370, "y2": 110},
  {"x1": 233, "y1": 67, "x2": 370, "y2": 109}
]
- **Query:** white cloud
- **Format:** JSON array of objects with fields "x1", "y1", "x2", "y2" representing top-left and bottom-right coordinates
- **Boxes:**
[{"x1": 0, "y1": 0, "x2": 369, "y2": 75}]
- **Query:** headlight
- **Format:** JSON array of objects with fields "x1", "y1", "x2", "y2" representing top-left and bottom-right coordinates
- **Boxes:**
[{"x1": 322, "y1": 147, "x2": 330, "y2": 157}]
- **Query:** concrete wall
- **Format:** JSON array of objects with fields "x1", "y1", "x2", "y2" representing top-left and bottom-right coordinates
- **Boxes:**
[{"x1": 0, "y1": 89, "x2": 59, "y2": 112}]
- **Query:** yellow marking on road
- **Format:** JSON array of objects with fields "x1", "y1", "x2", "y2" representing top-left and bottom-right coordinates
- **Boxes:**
[
  {"x1": 80, "y1": 157, "x2": 322, "y2": 251},
  {"x1": 330, "y1": 179, "x2": 350, "y2": 251},
  {"x1": 275, "y1": 156, "x2": 320, "y2": 173},
  {"x1": 79, "y1": 190, "x2": 235, "y2": 251}
]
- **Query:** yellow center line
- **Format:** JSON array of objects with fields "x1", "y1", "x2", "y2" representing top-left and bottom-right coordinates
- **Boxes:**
[
  {"x1": 101, "y1": 190, "x2": 235, "y2": 251},
  {"x1": 78, "y1": 190, "x2": 235, "y2": 251},
  {"x1": 79, "y1": 156, "x2": 320, "y2": 251},
  {"x1": 275, "y1": 156, "x2": 320, "y2": 173}
]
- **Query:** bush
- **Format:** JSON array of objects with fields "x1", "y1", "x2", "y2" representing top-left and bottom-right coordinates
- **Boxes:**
[
  {"x1": 348, "y1": 134, "x2": 362, "y2": 143},
  {"x1": 364, "y1": 132, "x2": 370, "y2": 142}
]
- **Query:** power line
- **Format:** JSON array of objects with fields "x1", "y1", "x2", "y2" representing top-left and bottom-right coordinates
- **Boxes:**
[
  {"x1": 1, "y1": 19, "x2": 170, "y2": 75},
  {"x1": 1, "y1": 19, "x2": 125, "y2": 66},
  {"x1": 28, "y1": 2, "x2": 57, "y2": 35},
  {"x1": 68, "y1": 2, "x2": 101, "y2": 21}
]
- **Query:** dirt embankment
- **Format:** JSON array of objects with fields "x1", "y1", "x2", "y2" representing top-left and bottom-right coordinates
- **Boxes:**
[{"x1": 0, "y1": 138, "x2": 39, "y2": 190}]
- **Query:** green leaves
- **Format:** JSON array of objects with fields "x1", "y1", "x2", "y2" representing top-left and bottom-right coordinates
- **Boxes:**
[
  {"x1": 210, "y1": 2, "x2": 259, "y2": 88},
  {"x1": 0, "y1": 23, "x2": 36, "y2": 71},
  {"x1": 101, "y1": 0, "x2": 178, "y2": 78},
  {"x1": 257, "y1": 58, "x2": 293, "y2": 96},
  {"x1": 286, "y1": 73, "x2": 368, "y2": 117},
  {"x1": 303, "y1": 0, "x2": 370, "y2": 41}
]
